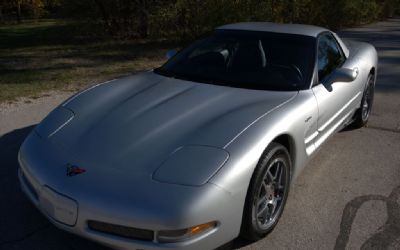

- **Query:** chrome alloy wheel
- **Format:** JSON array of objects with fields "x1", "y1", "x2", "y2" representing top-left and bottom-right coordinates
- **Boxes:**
[
  {"x1": 253, "y1": 158, "x2": 287, "y2": 230},
  {"x1": 361, "y1": 79, "x2": 374, "y2": 121}
]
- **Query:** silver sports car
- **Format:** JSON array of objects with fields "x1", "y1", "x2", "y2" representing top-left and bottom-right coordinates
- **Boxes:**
[{"x1": 18, "y1": 22, "x2": 377, "y2": 250}]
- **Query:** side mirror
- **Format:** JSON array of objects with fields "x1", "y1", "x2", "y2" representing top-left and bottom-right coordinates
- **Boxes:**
[
  {"x1": 329, "y1": 67, "x2": 359, "y2": 83},
  {"x1": 166, "y1": 49, "x2": 177, "y2": 60}
]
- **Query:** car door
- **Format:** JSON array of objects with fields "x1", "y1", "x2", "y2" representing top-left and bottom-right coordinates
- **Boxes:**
[{"x1": 312, "y1": 32, "x2": 361, "y2": 148}]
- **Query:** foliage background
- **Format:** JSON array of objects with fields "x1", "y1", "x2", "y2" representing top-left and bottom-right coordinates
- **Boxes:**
[
  {"x1": 0, "y1": 0, "x2": 399, "y2": 102},
  {"x1": 1, "y1": 0, "x2": 399, "y2": 41}
]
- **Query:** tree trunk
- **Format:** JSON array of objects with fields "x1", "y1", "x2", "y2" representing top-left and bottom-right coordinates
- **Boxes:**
[
  {"x1": 271, "y1": 0, "x2": 275, "y2": 21},
  {"x1": 291, "y1": 0, "x2": 295, "y2": 23},
  {"x1": 138, "y1": 13, "x2": 148, "y2": 38},
  {"x1": 16, "y1": 0, "x2": 21, "y2": 23},
  {"x1": 137, "y1": 0, "x2": 149, "y2": 38},
  {"x1": 0, "y1": 6, "x2": 3, "y2": 23},
  {"x1": 94, "y1": 0, "x2": 112, "y2": 34},
  {"x1": 31, "y1": 0, "x2": 38, "y2": 20}
]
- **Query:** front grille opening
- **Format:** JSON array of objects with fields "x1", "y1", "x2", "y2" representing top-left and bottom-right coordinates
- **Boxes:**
[{"x1": 88, "y1": 220, "x2": 154, "y2": 241}]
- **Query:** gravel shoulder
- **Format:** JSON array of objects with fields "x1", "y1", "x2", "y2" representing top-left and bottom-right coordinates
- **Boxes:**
[{"x1": 0, "y1": 91, "x2": 73, "y2": 136}]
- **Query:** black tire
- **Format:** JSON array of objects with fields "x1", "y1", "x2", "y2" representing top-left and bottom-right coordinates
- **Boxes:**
[
  {"x1": 240, "y1": 142, "x2": 291, "y2": 241},
  {"x1": 352, "y1": 74, "x2": 375, "y2": 128}
]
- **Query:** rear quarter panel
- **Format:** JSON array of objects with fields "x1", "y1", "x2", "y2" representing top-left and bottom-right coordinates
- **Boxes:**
[{"x1": 344, "y1": 39, "x2": 378, "y2": 88}]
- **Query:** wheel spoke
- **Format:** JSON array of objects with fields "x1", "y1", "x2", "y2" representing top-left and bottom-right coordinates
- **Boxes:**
[
  {"x1": 272, "y1": 161, "x2": 280, "y2": 180},
  {"x1": 257, "y1": 195, "x2": 267, "y2": 207},
  {"x1": 267, "y1": 168, "x2": 274, "y2": 181},
  {"x1": 269, "y1": 200, "x2": 278, "y2": 217},
  {"x1": 258, "y1": 181, "x2": 268, "y2": 197},
  {"x1": 257, "y1": 203, "x2": 269, "y2": 218},
  {"x1": 277, "y1": 164, "x2": 283, "y2": 185},
  {"x1": 262, "y1": 181, "x2": 268, "y2": 191}
]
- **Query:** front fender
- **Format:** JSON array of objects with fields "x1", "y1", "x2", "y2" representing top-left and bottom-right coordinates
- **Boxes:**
[{"x1": 209, "y1": 90, "x2": 318, "y2": 195}]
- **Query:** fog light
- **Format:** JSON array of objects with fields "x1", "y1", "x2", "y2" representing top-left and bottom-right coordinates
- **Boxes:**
[{"x1": 157, "y1": 221, "x2": 217, "y2": 243}]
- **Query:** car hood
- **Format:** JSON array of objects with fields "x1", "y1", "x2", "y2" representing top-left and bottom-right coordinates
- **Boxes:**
[{"x1": 41, "y1": 72, "x2": 297, "y2": 175}]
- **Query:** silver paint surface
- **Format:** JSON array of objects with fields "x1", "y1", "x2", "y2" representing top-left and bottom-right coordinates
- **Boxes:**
[{"x1": 18, "y1": 23, "x2": 378, "y2": 250}]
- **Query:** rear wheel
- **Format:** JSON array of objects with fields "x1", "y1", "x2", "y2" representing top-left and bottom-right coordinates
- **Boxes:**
[
  {"x1": 352, "y1": 74, "x2": 375, "y2": 128},
  {"x1": 240, "y1": 142, "x2": 291, "y2": 241}
]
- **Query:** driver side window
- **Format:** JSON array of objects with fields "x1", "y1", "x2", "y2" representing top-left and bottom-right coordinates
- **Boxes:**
[{"x1": 318, "y1": 33, "x2": 345, "y2": 82}]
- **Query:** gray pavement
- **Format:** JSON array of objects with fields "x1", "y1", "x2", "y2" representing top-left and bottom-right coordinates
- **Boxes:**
[{"x1": 1, "y1": 18, "x2": 400, "y2": 250}]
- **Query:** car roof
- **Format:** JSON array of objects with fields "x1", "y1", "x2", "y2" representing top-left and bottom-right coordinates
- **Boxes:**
[{"x1": 217, "y1": 22, "x2": 329, "y2": 37}]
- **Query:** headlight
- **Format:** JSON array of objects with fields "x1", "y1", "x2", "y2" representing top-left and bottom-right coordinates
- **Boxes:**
[{"x1": 157, "y1": 221, "x2": 217, "y2": 243}]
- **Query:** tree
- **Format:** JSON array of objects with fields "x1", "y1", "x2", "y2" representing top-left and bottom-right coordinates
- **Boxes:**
[
  {"x1": 136, "y1": 0, "x2": 149, "y2": 38},
  {"x1": 92, "y1": 0, "x2": 159, "y2": 38},
  {"x1": 15, "y1": 0, "x2": 22, "y2": 22}
]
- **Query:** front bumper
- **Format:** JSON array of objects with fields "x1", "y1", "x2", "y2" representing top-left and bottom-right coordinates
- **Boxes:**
[{"x1": 18, "y1": 132, "x2": 243, "y2": 250}]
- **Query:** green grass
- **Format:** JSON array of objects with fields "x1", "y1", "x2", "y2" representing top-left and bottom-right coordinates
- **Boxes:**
[{"x1": 0, "y1": 20, "x2": 175, "y2": 103}]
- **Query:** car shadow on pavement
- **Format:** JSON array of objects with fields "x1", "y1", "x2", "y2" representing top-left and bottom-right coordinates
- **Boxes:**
[{"x1": 0, "y1": 126, "x2": 110, "y2": 250}]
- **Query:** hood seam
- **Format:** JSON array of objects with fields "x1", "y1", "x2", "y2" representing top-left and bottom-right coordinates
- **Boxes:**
[{"x1": 223, "y1": 92, "x2": 299, "y2": 149}]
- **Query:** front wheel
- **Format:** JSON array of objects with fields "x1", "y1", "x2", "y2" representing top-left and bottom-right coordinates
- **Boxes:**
[
  {"x1": 352, "y1": 74, "x2": 375, "y2": 128},
  {"x1": 240, "y1": 142, "x2": 291, "y2": 241}
]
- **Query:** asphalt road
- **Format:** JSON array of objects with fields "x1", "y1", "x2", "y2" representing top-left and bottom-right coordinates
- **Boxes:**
[{"x1": 1, "y1": 18, "x2": 400, "y2": 250}]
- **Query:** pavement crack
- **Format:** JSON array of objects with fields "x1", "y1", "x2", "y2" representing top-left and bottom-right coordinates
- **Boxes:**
[
  {"x1": 334, "y1": 185, "x2": 400, "y2": 250},
  {"x1": 0, "y1": 224, "x2": 50, "y2": 247}
]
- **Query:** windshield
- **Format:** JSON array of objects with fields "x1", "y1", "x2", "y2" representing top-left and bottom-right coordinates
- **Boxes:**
[{"x1": 155, "y1": 30, "x2": 316, "y2": 91}]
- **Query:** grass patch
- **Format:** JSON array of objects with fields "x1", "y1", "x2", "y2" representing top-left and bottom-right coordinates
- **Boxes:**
[{"x1": 0, "y1": 20, "x2": 175, "y2": 103}]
